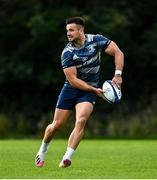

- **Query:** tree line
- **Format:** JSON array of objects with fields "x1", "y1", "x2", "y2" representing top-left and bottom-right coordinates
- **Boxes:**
[{"x1": 0, "y1": 0, "x2": 157, "y2": 138}]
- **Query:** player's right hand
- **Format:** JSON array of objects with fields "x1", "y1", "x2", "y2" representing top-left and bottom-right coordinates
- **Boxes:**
[{"x1": 94, "y1": 88, "x2": 105, "y2": 99}]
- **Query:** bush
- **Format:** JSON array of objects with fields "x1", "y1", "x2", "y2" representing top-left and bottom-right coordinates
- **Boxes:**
[{"x1": 0, "y1": 114, "x2": 10, "y2": 138}]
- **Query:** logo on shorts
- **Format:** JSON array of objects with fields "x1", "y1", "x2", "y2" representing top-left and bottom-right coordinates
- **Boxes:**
[{"x1": 92, "y1": 101, "x2": 96, "y2": 105}]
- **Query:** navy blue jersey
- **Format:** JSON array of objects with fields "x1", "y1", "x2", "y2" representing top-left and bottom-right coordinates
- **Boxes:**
[{"x1": 61, "y1": 34, "x2": 111, "y2": 87}]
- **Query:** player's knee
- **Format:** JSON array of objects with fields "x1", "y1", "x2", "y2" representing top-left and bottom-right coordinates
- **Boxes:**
[
  {"x1": 75, "y1": 117, "x2": 87, "y2": 129},
  {"x1": 53, "y1": 119, "x2": 64, "y2": 130},
  {"x1": 47, "y1": 120, "x2": 63, "y2": 132}
]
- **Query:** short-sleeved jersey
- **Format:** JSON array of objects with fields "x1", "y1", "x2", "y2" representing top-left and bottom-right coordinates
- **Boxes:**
[{"x1": 61, "y1": 34, "x2": 111, "y2": 87}]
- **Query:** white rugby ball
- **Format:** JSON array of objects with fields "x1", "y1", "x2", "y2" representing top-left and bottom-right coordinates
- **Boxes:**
[{"x1": 102, "y1": 80, "x2": 122, "y2": 104}]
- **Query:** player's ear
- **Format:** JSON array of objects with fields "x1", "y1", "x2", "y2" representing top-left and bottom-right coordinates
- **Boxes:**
[
  {"x1": 78, "y1": 25, "x2": 84, "y2": 34},
  {"x1": 79, "y1": 28, "x2": 84, "y2": 34}
]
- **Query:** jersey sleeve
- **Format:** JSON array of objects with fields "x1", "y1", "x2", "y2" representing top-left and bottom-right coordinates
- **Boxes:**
[
  {"x1": 94, "y1": 34, "x2": 111, "y2": 50},
  {"x1": 61, "y1": 49, "x2": 74, "y2": 69}
]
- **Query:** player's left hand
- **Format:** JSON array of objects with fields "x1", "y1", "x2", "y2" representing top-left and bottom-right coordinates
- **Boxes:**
[{"x1": 112, "y1": 75, "x2": 122, "y2": 89}]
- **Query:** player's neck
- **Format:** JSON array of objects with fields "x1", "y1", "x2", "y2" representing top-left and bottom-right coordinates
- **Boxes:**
[{"x1": 73, "y1": 34, "x2": 85, "y2": 48}]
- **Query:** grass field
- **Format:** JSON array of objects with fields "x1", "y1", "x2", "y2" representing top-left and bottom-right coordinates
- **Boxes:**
[{"x1": 0, "y1": 139, "x2": 157, "y2": 179}]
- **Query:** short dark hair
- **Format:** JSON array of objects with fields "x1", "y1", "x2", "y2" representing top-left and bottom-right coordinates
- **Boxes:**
[{"x1": 65, "y1": 17, "x2": 85, "y2": 27}]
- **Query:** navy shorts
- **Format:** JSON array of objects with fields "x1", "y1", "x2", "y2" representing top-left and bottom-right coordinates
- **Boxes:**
[{"x1": 56, "y1": 83, "x2": 97, "y2": 110}]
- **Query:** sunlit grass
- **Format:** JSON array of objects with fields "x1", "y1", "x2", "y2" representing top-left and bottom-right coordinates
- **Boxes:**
[{"x1": 0, "y1": 139, "x2": 157, "y2": 178}]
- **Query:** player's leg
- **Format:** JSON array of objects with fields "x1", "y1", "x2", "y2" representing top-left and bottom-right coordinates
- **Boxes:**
[
  {"x1": 68, "y1": 102, "x2": 93, "y2": 149},
  {"x1": 35, "y1": 108, "x2": 71, "y2": 167},
  {"x1": 43, "y1": 109, "x2": 71, "y2": 143},
  {"x1": 59, "y1": 102, "x2": 94, "y2": 168}
]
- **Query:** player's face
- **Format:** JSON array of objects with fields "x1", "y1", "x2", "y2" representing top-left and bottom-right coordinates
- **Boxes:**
[{"x1": 66, "y1": 23, "x2": 81, "y2": 42}]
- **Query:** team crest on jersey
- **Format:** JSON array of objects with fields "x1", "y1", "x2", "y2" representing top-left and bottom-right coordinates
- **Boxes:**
[{"x1": 86, "y1": 44, "x2": 96, "y2": 53}]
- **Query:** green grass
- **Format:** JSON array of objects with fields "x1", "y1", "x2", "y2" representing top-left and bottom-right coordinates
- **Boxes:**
[{"x1": 0, "y1": 139, "x2": 157, "y2": 179}]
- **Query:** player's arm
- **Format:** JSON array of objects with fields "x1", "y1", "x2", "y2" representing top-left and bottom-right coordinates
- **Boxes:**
[
  {"x1": 63, "y1": 66, "x2": 104, "y2": 98},
  {"x1": 105, "y1": 41, "x2": 124, "y2": 88}
]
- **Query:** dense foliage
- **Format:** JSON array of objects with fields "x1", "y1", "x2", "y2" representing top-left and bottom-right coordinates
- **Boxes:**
[{"x1": 1, "y1": 0, "x2": 157, "y2": 138}]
